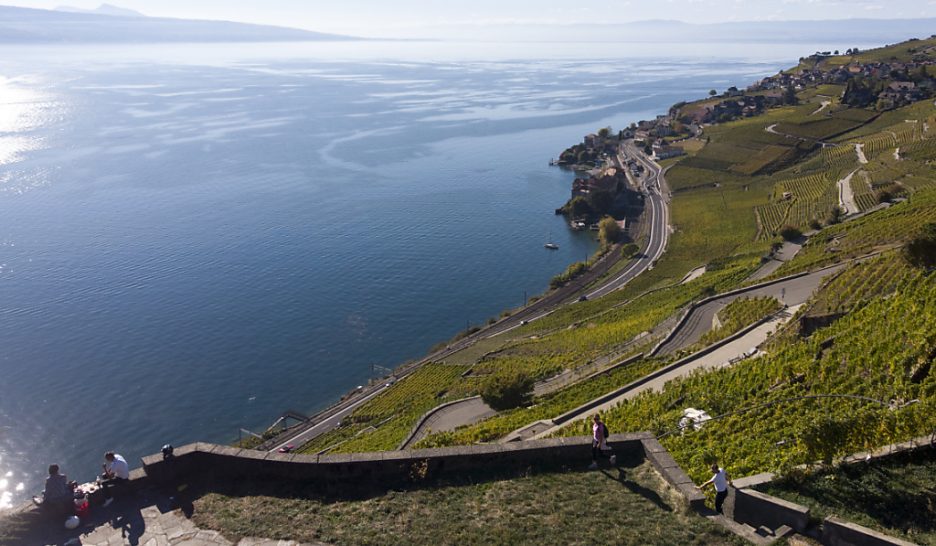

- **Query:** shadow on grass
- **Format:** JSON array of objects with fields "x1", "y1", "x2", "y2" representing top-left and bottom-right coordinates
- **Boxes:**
[
  {"x1": 762, "y1": 448, "x2": 936, "y2": 537},
  {"x1": 600, "y1": 467, "x2": 673, "y2": 513},
  {"x1": 187, "y1": 457, "x2": 648, "y2": 508}
]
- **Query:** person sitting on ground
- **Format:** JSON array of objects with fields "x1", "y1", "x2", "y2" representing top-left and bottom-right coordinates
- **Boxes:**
[
  {"x1": 100, "y1": 451, "x2": 130, "y2": 507},
  {"x1": 42, "y1": 464, "x2": 73, "y2": 513},
  {"x1": 589, "y1": 414, "x2": 615, "y2": 469},
  {"x1": 697, "y1": 463, "x2": 732, "y2": 514}
]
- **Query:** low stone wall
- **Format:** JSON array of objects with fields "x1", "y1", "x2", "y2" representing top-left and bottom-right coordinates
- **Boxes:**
[
  {"x1": 728, "y1": 437, "x2": 935, "y2": 544},
  {"x1": 822, "y1": 517, "x2": 919, "y2": 546},
  {"x1": 728, "y1": 487, "x2": 810, "y2": 534},
  {"x1": 640, "y1": 437, "x2": 706, "y2": 510},
  {"x1": 143, "y1": 434, "x2": 653, "y2": 492}
]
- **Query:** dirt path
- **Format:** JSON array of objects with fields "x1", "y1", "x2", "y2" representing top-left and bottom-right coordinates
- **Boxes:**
[
  {"x1": 855, "y1": 143, "x2": 868, "y2": 164},
  {"x1": 894, "y1": 147, "x2": 901, "y2": 160},
  {"x1": 811, "y1": 100, "x2": 831, "y2": 115},
  {"x1": 838, "y1": 169, "x2": 860, "y2": 214}
]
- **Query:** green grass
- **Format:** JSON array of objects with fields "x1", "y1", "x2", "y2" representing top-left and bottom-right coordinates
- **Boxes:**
[
  {"x1": 760, "y1": 449, "x2": 936, "y2": 546},
  {"x1": 803, "y1": 252, "x2": 912, "y2": 316},
  {"x1": 818, "y1": 37, "x2": 936, "y2": 67},
  {"x1": 416, "y1": 357, "x2": 665, "y2": 447},
  {"x1": 297, "y1": 364, "x2": 469, "y2": 454},
  {"x1": 191, "y1": 461, "x2": 747, "y2": 546},
  {"x1": 774, "y1": 188, "x2": 936, "y2": 276}
]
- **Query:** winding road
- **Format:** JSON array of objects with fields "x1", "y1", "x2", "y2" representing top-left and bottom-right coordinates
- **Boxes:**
[
  {"x1": 587, "y1": 141, "x2": 670, "y2": 300},
  {"x1": 267, "y1": 144, "x2": 672, "y2": 453},
  {"x1": 652, "y1": 265, "x2": 845, "y2": 356}
]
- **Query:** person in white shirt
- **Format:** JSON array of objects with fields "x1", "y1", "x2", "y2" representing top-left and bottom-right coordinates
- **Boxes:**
[
  {"x1": 698, "y1": 463, "x2": 732, "y2": 514},
  {"x1": 100, "y1": 451, "x2": 130, "y2": 507}
]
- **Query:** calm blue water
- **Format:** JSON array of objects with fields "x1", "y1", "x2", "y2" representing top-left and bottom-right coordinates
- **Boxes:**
[{"x1": 0, "y1": 40, "x2": 852, "y2": 504}]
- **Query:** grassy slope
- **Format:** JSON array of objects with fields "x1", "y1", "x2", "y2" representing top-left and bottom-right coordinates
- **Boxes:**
[
  {"x1": 191, "y1": 461, "x2": 746, "y2": 546},
  {"x1": 760, "y1": 449, "x2": 936, "y2": 546}
]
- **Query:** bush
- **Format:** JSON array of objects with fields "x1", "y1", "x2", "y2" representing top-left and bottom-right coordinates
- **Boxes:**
[
  {"x1": 479, "y1": 370, "x2": 535, "y2": 411},
  {"x1": 550, "y1": 261, "x2": 588, "y2": 288},
  {"x1": 621, "y1": 243, "x2": 640, "y2": 259},
  {"x1": 826, "y1": 206, "x2": 844, "y2": 225},
  {"x1": 808, "y1": 219, "x2": 822, "y2": 231},
  {"x1": 903, "y1": 223, "x2": 936, "y2": 270},
  {"x1": 598, "y1": 216, "x2": 622, "y2": 246},
  {"x1": 779, "y1": 225, "x2": 802, "y2": 241}
]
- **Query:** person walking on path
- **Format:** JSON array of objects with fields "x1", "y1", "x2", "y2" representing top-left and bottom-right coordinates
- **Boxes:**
[
  {"x1": 100, "y1": 451, "x2": 130, "y2": 507},
  {"x1": 589, "y1": 414, "x2": 615, "y2": 469},
  {"x1": 698, "y1": 463, "x2": 732, "y2": 514}
]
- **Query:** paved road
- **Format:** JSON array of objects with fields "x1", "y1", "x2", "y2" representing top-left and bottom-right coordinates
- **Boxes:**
[
  {"x1": 269, "y1": 145, "x2": 671, "y2": 452},
  {"x1": 587, "y1": 142, "x2": 669, "y2": 299},
  {"x1": 653, "y1": 265, "x2": 845, "y2": 356},
  {"x1": 400, "y1": 397, "x2": 496, "y2": 449},
  {"x1": 271, "y1": 385, "x2": 390, "y2": 452},
  {"x1": 482, "y1": 145, "x2": 670, "y2": 338},
  {"x1": 527, "y1": 305, "x2": 804, "y2": 441}
]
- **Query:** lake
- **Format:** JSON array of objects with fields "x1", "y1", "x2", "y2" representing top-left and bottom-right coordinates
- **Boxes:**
[{"x1": 0, "y1": 39, "x2": 853, "y2": 505}]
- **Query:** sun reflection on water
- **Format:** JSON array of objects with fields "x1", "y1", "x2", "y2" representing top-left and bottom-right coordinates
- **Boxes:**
[
  {"x1": 0, "y1": 76, "x2": 55, "y2": 168},
  {"x1": 0, "y1": 454, "x2": 26, "y2": 510}
]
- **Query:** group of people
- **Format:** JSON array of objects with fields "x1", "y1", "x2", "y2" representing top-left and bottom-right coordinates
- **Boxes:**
[
  {"x1": 589, "y1": 413, "x2": 733, "y2": 514},
  {"x1": 41, "y1": 451, "x2": 130, "y2": 515}
]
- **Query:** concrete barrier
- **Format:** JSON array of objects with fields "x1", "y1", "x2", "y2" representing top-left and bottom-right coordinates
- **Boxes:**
[{"x1": 822, "y1": 517, "x2": 918, "y2": 546}]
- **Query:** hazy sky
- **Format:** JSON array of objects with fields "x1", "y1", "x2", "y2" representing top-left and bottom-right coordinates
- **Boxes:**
[{"x1": 4, "y1": 0, "x2": 936, "y2": 36}]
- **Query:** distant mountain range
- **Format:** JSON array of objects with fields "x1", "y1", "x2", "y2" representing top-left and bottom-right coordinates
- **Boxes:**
[
  {"x1": 1, "y1": 4, "x2": 934, "y2": 45},
  {"x1": 414, "y1": 18, "x2": 936, "y2": 44},
  {"x1": 0, "y1": 4, "x2": 357, "y2": 43},
  {"x1": 54, "y1": 3, "x2": 145, "y2": 18}
]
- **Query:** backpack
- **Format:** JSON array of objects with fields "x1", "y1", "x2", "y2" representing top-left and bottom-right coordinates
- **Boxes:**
[{"x1": 602, "y1": 423, "x2": 610, "y2": 439}]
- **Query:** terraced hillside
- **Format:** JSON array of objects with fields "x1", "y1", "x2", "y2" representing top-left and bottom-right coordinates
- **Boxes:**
[{"x1": 252, "y1": 40, "x2": 936, "y2": 494}]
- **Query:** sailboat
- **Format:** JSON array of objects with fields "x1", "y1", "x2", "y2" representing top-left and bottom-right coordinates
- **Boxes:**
[{"x1": 544, "y1": 232, "x2": 559, "y2": 250}]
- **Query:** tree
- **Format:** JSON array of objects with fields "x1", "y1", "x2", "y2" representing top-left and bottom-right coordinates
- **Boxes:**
[
  {"x1": 834, "y1": 50, "x2": 839, "y2": 55},
  {"x1": 597, "y1": 126, "x2": 611, "y2": 138},
  {"x1": 783, "y1": 86, "x2": 798, "y2": 106},
  {"x1": 621, "y1": 243, "x2": 639, "y2": 258},
  {"x1": 779, "y1": 225, "x2": 802, "y2": 241},
  {"x1": 826, "y1": 205, "x2": 845, "y2": 225},
  {"x1": 587, "y1": 191, "x2": 614, "y2": 215},
  {"x1": 565, "y1": 196, "x2": 591, "y2": 217},
  {"x1": 480, "y1": 369, "x2": 534, "y2": 411},
  {"x1": 903, "y1": 223, "x2": 936, "y2": 270},
  {"x1": 598, "y1": 216, "x2": 621, "y2": 246},
  {"x1": 709, "y1": 89, "x2": 717, "y2": 96}
]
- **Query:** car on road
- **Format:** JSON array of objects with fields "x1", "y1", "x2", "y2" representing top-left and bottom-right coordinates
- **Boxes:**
[
  {"x1": 578, "y1": 295, "x2": 588, "y2": 302},
  {"x1": 278, "y1": 444, "x2": 295, "y2": 453}
]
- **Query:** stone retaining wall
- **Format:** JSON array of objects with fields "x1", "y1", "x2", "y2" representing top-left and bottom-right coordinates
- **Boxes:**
[
  {"x1": 822, "y1": 517, "x2": 919, "y2": 546},
  {"x1": 727, "y1": 436, "x2": 934, "y2": 545},
  {"x1": 142, "y1": 434, "x2": 654, "y2": 492},
  {"x1": 728, "y1": 487, "x2": 810, "y2": 534}
]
